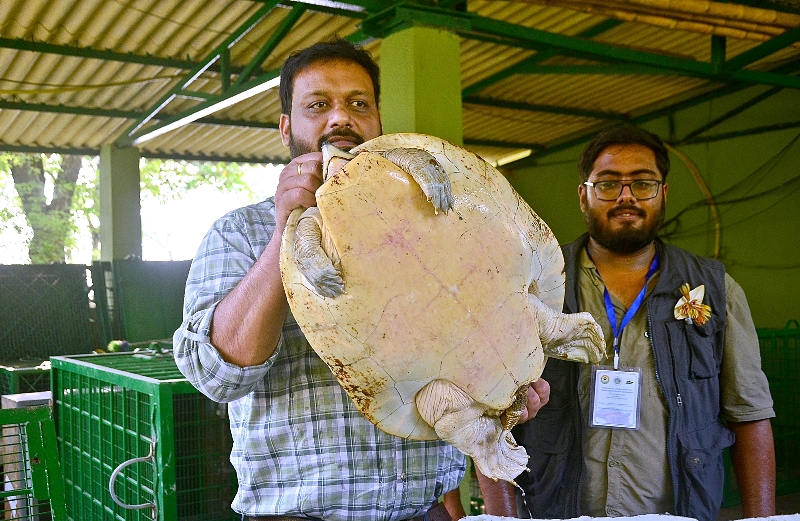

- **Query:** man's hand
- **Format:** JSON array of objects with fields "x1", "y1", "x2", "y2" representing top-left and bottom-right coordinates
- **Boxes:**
[
  {"x1": 273, "y1": 152, "x2": 323, "y2": 236},
  {"x1": 517, "y1": 378, "x2": 550, "y2": 424}
]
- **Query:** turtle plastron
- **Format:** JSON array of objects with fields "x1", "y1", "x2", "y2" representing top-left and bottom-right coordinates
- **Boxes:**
[{"x1": 280, "y1": 133, "x2": 605, "y2": 483}]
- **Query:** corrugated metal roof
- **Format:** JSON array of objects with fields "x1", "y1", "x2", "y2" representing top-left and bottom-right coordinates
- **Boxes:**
[{"x1": 1, "y1": 0, "x2": 799, "y2": 167}]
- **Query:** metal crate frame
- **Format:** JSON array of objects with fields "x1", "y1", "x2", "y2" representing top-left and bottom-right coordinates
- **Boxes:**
[
  {"x1": 0, "y1": 405, "x2": 68, "y2": 521},
  {"x1": 50, "y1": 352, "x2": 236, "y2": 521},
  {"x1": 0, "y1": 363, "x2": 52, "y2": 397}
]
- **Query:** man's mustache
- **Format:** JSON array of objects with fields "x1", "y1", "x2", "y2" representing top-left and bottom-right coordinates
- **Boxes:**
[
  {"x1": 608, "y1": 205, "x2": 646, "y2": 218},
  {"x1": 317, "y1": 128, "x2": 365, "y2": 149}
]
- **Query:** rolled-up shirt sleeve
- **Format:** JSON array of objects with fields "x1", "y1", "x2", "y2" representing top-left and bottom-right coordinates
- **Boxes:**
[
  {"x1": 720, "y1": 273, "x2": 775, "y2": 423},
  {"x1": 173, "y1": 199, "x2": 279, "y2": 403}
]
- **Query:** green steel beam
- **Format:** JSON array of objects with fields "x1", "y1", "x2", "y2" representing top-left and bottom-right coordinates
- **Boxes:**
[
  {"x1": 196, "y1": 117, "x2": 278, "y2": 130},
  {"x1": 0, "y1": 100, "x2": 138, "y2": 118},
  {"x1": 344, "y1": 29, "x2": 378, "y2": 45},
  {"x1": 711, "y1": 35, "x2": 726, "y2": 74},
  {"x1": 117, "y1": 69, "x2": 281, "y2": 147},
  {"x1": 500, "y1": 85, "x2": 741, "y2": 169},
  {"x1": 361, "y1": 4, "x2": 800, "y2": 90},
  {"x1": 362, "y1": 2, "x2": 473, "y2": 35},
  {"x1": 677, "y1": 86, "x2": 783, "y2": 143},
  {"x1": 117, "y1": 1, "x2": 281, "y2": 145},
  {"x1": 462, "y1": 19, "x2": 622, "y2": 97},
  {"x1": 0, "y1": 144, "x2": 100, "y2": 156},
  {"x1": 502, "y1": 55, "x2": 800, "y2": 169},
  {"x1": 281, "y1": 1, "x2": 368, "y2": 16},
  {"x1": 0, "y1": 102, "x2": 278, "y2": 130},
  {"x1": 463, "y1": 138, "x2": 544, "y2": 151},
  {"x1": 137, "y1": 150, "x2": 287, "y2": 165},
  {"x1": 272, "y1": 0, "x2": 379, "y2": 14},
  {"x1": 0, "y1": 100, "x2": 280, "y2": 130},
  {"x1": 715, "y1": 0, "x2": 800, "y2": 17},
  {"x1": 0, "y1": 143, "x2": 287, "y2": 164},
  {"x1": 0, "y1": 37, "x2": 208, "y2": 70},
  {"x1": 677, "y1": 120, "x2": 800, "y2": 145},
  {"x1": 236, "y1": 5, "x2": 307, "y2": 86},
  {"x1": 725, "y1": 24, "x2": 800, "y2": 70},
  {"x1": 464, "y1": 12, "x2": 800, "y2": 89},
  {"x1": 501, "y1": 63, "x2": 670, "y2": 76},
  {"x1": 463, "y1": 96, "x2": 627, "y2": 120}
]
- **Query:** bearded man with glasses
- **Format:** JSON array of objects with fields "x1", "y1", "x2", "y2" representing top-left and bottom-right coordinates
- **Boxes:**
[{"x1": 510, "y1": 125, "x2": 776, "y2": 521}]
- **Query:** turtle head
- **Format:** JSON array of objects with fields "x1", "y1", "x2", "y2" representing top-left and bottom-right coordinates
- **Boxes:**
[{"x1": 321, "y1": 142, "x2": 356, "y2": 182}]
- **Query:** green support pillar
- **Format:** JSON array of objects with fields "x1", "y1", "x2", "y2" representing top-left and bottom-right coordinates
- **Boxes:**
[
  {"x1": 380, "y1": 26, "x2": 463, "y2": 145},
  {"x1": 99, "y1": 144, "x2": 141, "y2": 261}
]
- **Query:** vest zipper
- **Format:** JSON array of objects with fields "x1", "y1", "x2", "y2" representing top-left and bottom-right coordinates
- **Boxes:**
[
  {"x1": 647, "y1": 304, "x2": 682, "y2": 407},
  {"x1": 647, "y1": 303, "x2": 680, "y2": 511}
]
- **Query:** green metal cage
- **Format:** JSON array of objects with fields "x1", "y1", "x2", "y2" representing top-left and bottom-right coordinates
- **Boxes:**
[
  {"x1": 0, "y1": 363, "x2": 52, "y2": 397},
  {"x1": 723, "y1": 320, "x2": 800, "y2": 506},
  {"x1": 50, "y1": 351, "x2": 237, "y2": 521},
  {"x1": 0, "y1": 405, "x2": 68, "y2": 521}
]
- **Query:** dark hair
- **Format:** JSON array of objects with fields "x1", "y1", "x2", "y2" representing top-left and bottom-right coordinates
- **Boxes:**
[
  {"x1": 279, "y1": 38, "x2": 380, "y2": 116},
  {"x1": 578, "y1": 125, "x2": 670, "y2": 182}
]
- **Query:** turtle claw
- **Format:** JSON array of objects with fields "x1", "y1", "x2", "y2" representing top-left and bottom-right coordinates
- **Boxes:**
[
  {"x1": 310, "y1": 269, "x2": 345, "y2": 299},
  {"x1": 382, "y1": 148, "x2": 454, "y2": 215}
]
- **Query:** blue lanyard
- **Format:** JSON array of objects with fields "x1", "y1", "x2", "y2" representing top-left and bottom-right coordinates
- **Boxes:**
[{"x1": 594, "y1": 252, "x2": 659, "y2": 369}]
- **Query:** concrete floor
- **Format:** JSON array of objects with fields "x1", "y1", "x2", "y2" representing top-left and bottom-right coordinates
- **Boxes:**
[{"x1": 717, "y1": 493, "x2": 800, "y2": 520}]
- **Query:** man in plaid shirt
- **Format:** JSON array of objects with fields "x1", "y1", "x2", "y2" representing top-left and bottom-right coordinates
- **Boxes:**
[{"x1": 174, "y1": 38, "x2": 548, "y2": 521}]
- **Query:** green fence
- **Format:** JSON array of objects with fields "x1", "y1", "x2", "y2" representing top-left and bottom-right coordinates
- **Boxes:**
[
  {"x1": 92, "y1": 260, "x2": 191, "y2": 345},
  {"x1": 0, "y1": 264, "x2": 100, "y2": 363},
  {"x1": 51, "y1": 351, "x2": 237, "y2": 521},
  {"x1": 723, "y1": 320, "x2": 800, "y2": 506}
]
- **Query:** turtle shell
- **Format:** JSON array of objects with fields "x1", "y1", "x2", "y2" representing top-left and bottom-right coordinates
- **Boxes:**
[{"x1": 280, "y1": 133, "x2": 564, "y2": 440}]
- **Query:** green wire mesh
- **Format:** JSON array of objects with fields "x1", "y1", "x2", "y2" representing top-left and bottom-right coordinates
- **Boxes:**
[
  {"x1": 0, "y1": 406, "x2": 68, "y2": 521},
  {"x1": 51, "y1": 352, "x2": 237, "y2": 521}
]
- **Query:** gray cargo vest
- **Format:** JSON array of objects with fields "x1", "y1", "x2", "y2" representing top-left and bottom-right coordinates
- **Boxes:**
[{"x1": 513, "y1": 235, "x2": 733, "y2": 521}]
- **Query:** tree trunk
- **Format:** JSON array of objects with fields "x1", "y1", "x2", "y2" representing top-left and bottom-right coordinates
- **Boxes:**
[{"x1": 10, "y1": 154, "x2": 82, "y2": 263}]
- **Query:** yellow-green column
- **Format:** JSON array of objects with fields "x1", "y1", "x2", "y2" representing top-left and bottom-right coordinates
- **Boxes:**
[
  {"x1": 380, "y1": 26, "x2": 463, "y2": 145},
  {"x1": 99, "y1": 144, "x2": 141, "y2": 261}
]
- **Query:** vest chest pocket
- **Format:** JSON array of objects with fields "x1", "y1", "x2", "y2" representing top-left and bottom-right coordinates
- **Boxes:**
[{"x1": 667, "y1": 317, "x2": 723, "y2": 379}]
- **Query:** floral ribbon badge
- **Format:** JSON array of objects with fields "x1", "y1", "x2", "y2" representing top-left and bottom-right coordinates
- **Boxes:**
[{"x1": 674, "y1": 283, "x2": 712, "y2": 325}]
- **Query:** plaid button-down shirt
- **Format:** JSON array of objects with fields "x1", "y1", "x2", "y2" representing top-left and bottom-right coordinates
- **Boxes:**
[{"x1": 174, "y1": 198, "x2": 465, "y2": 520}]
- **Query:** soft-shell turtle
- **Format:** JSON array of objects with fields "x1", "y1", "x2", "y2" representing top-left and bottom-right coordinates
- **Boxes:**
[{"x1": 280, "y1": 133, "x2": 603, "y2": 483}]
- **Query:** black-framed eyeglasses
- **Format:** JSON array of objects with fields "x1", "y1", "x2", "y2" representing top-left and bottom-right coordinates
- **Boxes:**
[{"x1": 583, "y1": 180, "x2": 663, "y2": 201}]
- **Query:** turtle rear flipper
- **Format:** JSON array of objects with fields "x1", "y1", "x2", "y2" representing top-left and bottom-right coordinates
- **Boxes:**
[{"x1": 382, "y1": 148, "x2": 455, "y2": 214}]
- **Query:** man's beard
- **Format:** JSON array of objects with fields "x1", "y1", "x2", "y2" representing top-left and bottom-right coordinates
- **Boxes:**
[
  {"x1": 585, "y1": 203, "x2": 665, "y2": 254},
  {"x1": 289, "y1": 128, "x2": 366, "y2": 158}
]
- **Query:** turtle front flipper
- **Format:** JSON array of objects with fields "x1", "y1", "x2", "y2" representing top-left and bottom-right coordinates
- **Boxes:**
[
  {"x1": 293, "y1": 207, "x2": 344, "y2": 298},
  {"x1": 528, "y1": 294, "x2": 605, "y2": 363},
  {"x1": 322, "y1": 141, "x2": 355, "y2": 181},
  {"x1": 382, "y1": 148, "x2": 455, "y2": 214}
]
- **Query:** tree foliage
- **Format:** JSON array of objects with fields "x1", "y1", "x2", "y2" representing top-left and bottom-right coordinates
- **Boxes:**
[{"x1": 0, "y1": 153, "x2": 254, "y2": 263}]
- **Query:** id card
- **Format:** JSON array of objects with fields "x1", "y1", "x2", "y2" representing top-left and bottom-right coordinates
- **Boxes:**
[{"x1": 588, "y1": 366, "x2": 643, "y2": 430}]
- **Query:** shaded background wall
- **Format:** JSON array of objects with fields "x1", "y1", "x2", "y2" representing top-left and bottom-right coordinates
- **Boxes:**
[{"x1": 507, "y1": 86, "x2": 800, "y2": 329}]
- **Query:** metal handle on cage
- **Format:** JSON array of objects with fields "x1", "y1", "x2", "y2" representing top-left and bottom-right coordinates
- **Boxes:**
[{"x1": 109, "y1": 441, "x2": 157, "y2": 519}]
